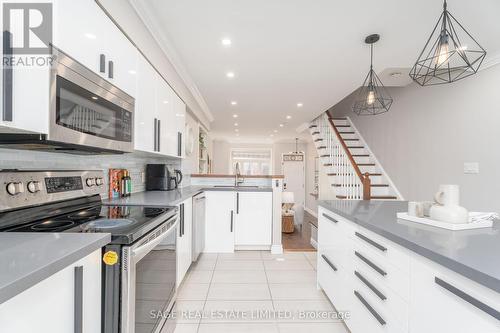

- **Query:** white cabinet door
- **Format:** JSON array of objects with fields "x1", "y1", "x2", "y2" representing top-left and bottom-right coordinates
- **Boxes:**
[
  {"x1": 204, "y1": 191, "x2": 235, "y2": 253},
  {"x1": 409, "y1": 255, "x2": 500, "y2": 333},
  {"x1": 235, "y1": 192, "x2": 272, "y2": 246},
  {"x1": 134, "y1": 54, "x2": 157, "y2": 153},
  {"x1": 173, "y1": 93, "x2": 186, "y2": 158},
  {"x1": 54, "y1": 0, "x2": 137, "y2": 97},
  {"x1": 0, "y1": 249, "x2": 102, "y2": 333},
  {"x1": 156, "y1": 77, "x2": 176, "y2": 156},
  {"x1": 177, "y1": 197, "x2": 192, "y2": 287}
]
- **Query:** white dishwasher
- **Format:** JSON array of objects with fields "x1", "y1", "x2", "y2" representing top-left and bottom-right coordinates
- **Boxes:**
[{"x1": 192, "y1": 193, "x2": 206, "y2": 261}]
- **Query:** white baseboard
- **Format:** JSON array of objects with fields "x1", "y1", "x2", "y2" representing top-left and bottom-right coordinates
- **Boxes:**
[
  {"x1": 305, "y1": 207, "x2": 318, "y2": 218},
  {"x1": 310, "y1": 238, "x2": 318, "y2": 249},
  {"x1": 271, "y1": 244, "x2": 284, "y2": 254},
  {"x1": 235, "y1": 245, "x2": 270, "y2": 251}
]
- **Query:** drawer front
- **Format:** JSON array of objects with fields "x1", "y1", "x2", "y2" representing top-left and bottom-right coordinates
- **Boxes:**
[
  {"x1": 319, "y1": 208, "x2": 358, "y2": 237},
  {"x1": 352, "y1": 244, "x2": 410, "y2": 302},
  {"x1": 318, "y1": 210, "x2": 353, "y2": 270},
  {"x1": 410, "y1": 255, "x2": 500, "y2": 333},
  {"x1": 351, "y1": 268, "x2": 409, "y2": 331},
  {"x1": 346, "y1": 287, "x2": 407, "y2": 333},
  {"x1": 317, "y1": 253, "x2": 351, "y2": 313},
  {"x1": 353, "y1": 226, "x2": 410, "y2": 275}
]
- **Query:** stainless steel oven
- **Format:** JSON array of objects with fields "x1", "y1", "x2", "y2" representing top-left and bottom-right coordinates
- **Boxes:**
[{"x1": 48, "y1": 48, "x2": 134, "y2": 153}]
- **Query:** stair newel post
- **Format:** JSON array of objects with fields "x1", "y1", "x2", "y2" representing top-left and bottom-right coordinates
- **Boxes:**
[{"x1": 362, "y1": 172, "x2": 371, "y2": 200}]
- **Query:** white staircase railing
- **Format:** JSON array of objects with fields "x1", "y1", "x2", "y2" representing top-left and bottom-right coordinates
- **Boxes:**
[{"x1": 311, "y1": 113, "x2": 366, "y2": 199}]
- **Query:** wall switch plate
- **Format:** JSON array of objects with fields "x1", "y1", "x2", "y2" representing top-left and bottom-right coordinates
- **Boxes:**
[{"x1": 463, "y1": 162, "x2": 479, "y2": 174}]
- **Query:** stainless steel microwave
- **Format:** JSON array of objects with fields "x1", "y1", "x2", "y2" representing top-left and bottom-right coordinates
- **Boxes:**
[{"x1": 0, "y1": 48, "x2": 134, "y2": 154}]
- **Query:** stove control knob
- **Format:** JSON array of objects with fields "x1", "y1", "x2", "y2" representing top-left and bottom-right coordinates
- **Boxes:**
[
  {"x1": 86, "y1": 178, "x2": 95, "y2": 187},
  {"x1": 27, "y1": 181, "x2": 41, "y2": 193},
  {"x1": 6, "y1": 182, "x2": 24, "y2": 196},
  {"x1": 95, "y1": 177, "x2": 103, "y2": 186}
]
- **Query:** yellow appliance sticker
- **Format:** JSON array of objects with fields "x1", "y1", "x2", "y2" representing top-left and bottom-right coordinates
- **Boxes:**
[{"x1": 103, "y1": 251, "x2": 118, "y2": 265}]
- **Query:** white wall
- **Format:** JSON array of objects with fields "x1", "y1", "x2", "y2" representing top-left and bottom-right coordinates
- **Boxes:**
[
  {"x1": 330, "y1": 64, "x2": 500, "y2": 212},
  {"x1": 305, "y1": 141, "x2": 319, "y2": 213}
]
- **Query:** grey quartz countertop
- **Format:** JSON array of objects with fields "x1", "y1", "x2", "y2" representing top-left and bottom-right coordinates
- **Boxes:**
[
  {"x1": 104, "y1": 185, "x2": 273, "y2": 207},
  {"x1": 318, "y1": 200, "x2": 500, "y2": 293},
  {"x1": 0, "y1": 233, "x2": 110, "y2": 304}
]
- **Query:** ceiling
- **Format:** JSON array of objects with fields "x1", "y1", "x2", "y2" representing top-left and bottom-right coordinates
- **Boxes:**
[{"x1": 138, "y1": 0, "x2": 500, "y2": 142}]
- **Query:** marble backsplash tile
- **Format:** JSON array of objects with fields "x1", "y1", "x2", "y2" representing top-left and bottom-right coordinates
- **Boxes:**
[{"x1": 0, "y1": 148, "x2": 181, "y2": 195}]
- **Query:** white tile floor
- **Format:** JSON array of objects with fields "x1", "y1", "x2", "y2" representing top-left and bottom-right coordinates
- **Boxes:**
[{"x1": 167, "y1": 251, "x2": 349, "y2": 333}]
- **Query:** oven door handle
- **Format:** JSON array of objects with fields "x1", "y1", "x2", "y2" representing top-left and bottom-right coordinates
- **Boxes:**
[{"x1": 132, "y1": 217, "x2": 178, "y2": 260}]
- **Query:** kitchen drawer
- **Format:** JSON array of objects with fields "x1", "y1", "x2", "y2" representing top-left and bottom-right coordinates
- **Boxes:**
[
  {"x1": 318, "y1": 208, "x2": 358, "y2": 238},
  {"x1": 353, "y1": 225, "x2": 410, "y2": 276},
  {"x1": 351, "y1": 267, "x2": 409, "y2": 331},
  {"x1": 409, "y1": 255, "x2": 500, "y2": 333},
  {"x1": 318, "y1": 214, "x2": 352, "y2": 270},
  {"x1": 346, "y1": 287, "x2": 406, "y2": 333},
  {"x1": 352, "y1": 245, "x2": 410, "y2": 302},
  {"x1": 317, "y1": 253, "x2": 351, "y2": 314}
]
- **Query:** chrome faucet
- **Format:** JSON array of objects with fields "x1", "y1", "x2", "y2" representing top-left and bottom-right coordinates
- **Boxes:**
[{"x1": 235, "y1": 162, "x2": 244, "y2": 186}]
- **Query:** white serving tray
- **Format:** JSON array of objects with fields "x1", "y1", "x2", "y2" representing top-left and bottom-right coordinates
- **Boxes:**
[{"x1": 396, "y1": 212, "x2": 493, "y2": 230}]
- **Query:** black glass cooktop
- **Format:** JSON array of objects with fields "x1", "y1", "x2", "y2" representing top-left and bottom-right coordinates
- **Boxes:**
[{"x1": 0, "y1": 195, "x2": 177, "y2": 245}]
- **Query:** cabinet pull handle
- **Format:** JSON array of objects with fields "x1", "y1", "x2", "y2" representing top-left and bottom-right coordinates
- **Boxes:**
[
  {"x1": 435, "y1": 277, "x2": 500, "y2": 320},
  {"x1": 99, "y1": 54, "x2": 106, "y2": 73},
  {"x1": 355, "y1": 271, "x2": 386, "y2": 300},
  {"x1": 321, "y1": 254, "x2": 337, "y2": 271},
  {"x1": 322, "y1": 213, "x2": 338, "y2": 223},
  {"x1": 179, "y1": 203, "x2": 184, "y2": 237},
  {"x1": 230, "y1": 210, "x2": 234, "y2": 232},
  {"x1": 355, "y1": 232, "x2": 387, "y2": 252},
  {"x1": 3, "y1": 30, "x2": 13, "y2": 122},
  {"x1": 108, "y1": 60, "x2": 114, "y2": 78},
  {"x1": 74, "y1": 265, "x2": 84, "y2": 333},
  {"x1": 157, "y1": 119, "x2": 161, "y2": 152},
  {"x1": 153, "y1": 118, "x2": 158, "y2": 151},
  {"x1": 354, "y1": 290, "x2": 386, "y2": 326},
  {"x1": 236, "y1": 193, "x2": 239, "y2": 214},
  {"x1": 177, "y1": 132, "x2": 182, "y2": 156},
  {"x1": 354, "y1": 251, "x2": 387, "y2": 276}
]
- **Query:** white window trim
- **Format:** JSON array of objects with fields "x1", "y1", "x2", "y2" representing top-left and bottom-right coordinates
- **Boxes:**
[{"x1": 229, "y1": 147, "x2": 274, "y2": 175}]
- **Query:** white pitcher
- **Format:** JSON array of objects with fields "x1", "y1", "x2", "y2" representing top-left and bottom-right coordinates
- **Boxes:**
[{"x1": 430, "y1": 185, "x2": 469, "y2": 224}]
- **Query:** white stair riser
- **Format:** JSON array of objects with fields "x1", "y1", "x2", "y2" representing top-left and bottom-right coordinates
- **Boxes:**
[
  {"x1": 358, "y1": 165, "x2": 377, "y2": 174},
  {"x1": 336, "y1": 186, "x2": 390, "y2": 196},
  {"x1": 352, "y1": 156, "x2": 371, "y2": 164},
  {"x1": 332, "y1": 119, "x2": 348, "y2": 126},
  {"x1": 347, "y1": 147, "x2": 367, "y2": 155},
  {"x1": 339, "y1": 133, "x2": 358, "y2": 140}
]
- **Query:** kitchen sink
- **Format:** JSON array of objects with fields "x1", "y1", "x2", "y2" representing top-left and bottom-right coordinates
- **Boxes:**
[{"x1": 213, "y1": 185, "x2": 260, "y2": 188}]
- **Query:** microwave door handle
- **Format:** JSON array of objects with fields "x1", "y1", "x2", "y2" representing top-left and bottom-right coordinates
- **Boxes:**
[{"x1": 132, "y1": 218, "x2": 178, "y2": 260}]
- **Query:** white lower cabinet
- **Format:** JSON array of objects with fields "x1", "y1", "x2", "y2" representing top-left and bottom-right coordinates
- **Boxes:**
[
  {"x1": 234, "y1": 191, "x2": 272, "y2": 247},
  {"x1": 318, "y1": 207, "x2": 500, "y2": 333},
  {"x1": 409, "y1": 255, "x2": 500, "y2": 333},
  {"x1": 204, "y1": 191, "x2": 235, "y2": 253},
  {"x1": 176, "y1": 197, "x2": 192, "y2": 287},
  {"x1": 0, "y1": 249, "x2": 102, "y2": 333}
]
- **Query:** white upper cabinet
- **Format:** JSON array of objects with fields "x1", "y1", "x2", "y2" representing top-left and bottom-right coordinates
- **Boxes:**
[
  {"x1": 173, "y1": 93, "x2": 186, "y2": 158},
  {"x1": 134, "y1": 54, "x2": 157, "y2": 153},
  {"x1": 53, "y1": 0, "x2": 137, "y2": 97}
]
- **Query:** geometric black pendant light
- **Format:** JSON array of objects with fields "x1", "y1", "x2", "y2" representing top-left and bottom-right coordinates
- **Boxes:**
[
  {"x1": 352, "y1": 34, "x2": 393, "y2": 116},
  {"x1": 409, "y1": 0, "x2": 486, "y2": 86}
]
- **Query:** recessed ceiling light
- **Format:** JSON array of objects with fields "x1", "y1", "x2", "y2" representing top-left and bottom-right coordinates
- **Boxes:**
[
  {"x1": 270, "y1": 134, "x2": 274, "y2": 137},
  {"x1": 234, "y1": 123, "x2": 238, "y2": 126},
  {"x1": 231, "y1": 101, "x2": 237, "y2": 105},
  {"x1": 236, "y1": 133, "x2": 239, "y2": 137},
  {"x1": 279, "y1": 124, "x2": 284, "y2": 127},
  {"x1": 163, "y1": 100, "x2": 169, "y2": 104},
  {"x1": 221, "y1": 38, "x2": 232, "y2": 46},
  {"x1": 84, "y1": 33, "x2": 96, "y2": 39},
  {"x1": 233, "y1": 114, "x2": 238, "y2": 118},
  {"x1": 273, "y1": 129, "x2": 278, "y2": 133},
  {"x1": 297, "y1": 103, "x2": 303, "y2": 107},
  {"x1": 128, "y1": 70, "x2": 136, "y2": 75},
  {"x1": 286, "y1": 115, "x2": 292, "y2": 119},
  {"x1": 91, "y1": 96, "x2": 98, "y2": 100},
  {"x1": 235, "y1": 129, "x2": 239, "y2": 132},
  {"x1": 226, "y1": 72, "x2": 235, "y2": 78}
]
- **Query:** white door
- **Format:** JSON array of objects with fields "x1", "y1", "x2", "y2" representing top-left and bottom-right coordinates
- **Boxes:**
[
  {"x1": 204, "y1": 191, "x2": 235, "y2": 253},
  {"x1": 235, "y1": 192, "x2": 272, "y2": 246},
  {"x1": 176, "y1": 198, "x2": 192, "y2": 287},
  {"x1": 282, "y1": 154, "x2": 305, "y2": 227}
]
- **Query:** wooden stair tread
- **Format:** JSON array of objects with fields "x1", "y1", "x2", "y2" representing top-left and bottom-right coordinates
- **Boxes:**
[
  {"x1": 347, "y1": 146, "x2": 364, "y2": 149},
  {"x1": 314, "y1": 138, "x2": 323, "y2": 142},
  {"x1": 357, "y1": 163, "x2": 375, "y2": 166},
  {"x1": 320, "y1": 154, "x2": 330, "y2": 157},
  {"x1": 332, "y1": 184, "x2": 389, "y2": 187},
  {"x1": 323, "y1": 163, "x2": 332, "y2": 166},
  {"x1": 318, "y1": 146, "x2": 327, "y2": 149},
  {"x1": 352, "y1": 154, "x2": 370, "y2": 157},
  {"x1": 312, "y1": 131, "x2": 320, "y2": 135},
  {"x1": 371, "y1": 195, "x2": 398, "y2": 199},
  {"x1": 344, "y1": 138, "x2": 359, "y2": 141},
  {"x1": 329, "y1": 117, "x2": 347, "y2": 120},
  {"x1": 309, "y1": 125, "x2": 317, "y2": 128},
  {"x1": 339, "y1": 131, "x2": 355, "y2": 134},
  {"x1": 335, "y1": 125, "x2": 351, "y2": 128}
]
